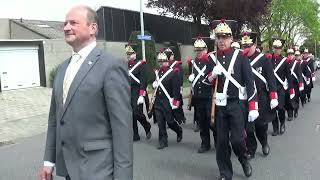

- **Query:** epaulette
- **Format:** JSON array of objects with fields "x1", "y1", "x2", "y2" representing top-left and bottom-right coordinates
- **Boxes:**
[
  {"x1": 177, "y1": 60, "x2": 182, "y2": 65},
  {"x1": 173, "y1": 67, "x2": 180, "y2": 74},
  {"x1": 265, "y1": 53, "x2": 272, "y2": 59},
  {"x1": 241, "y1": 48, "x2": 250, "y2": 56}
]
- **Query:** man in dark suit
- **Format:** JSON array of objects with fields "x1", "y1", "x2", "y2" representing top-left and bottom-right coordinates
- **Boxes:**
[{"x1": 39, "y1": 5, "x2": 133, "y2": 180}]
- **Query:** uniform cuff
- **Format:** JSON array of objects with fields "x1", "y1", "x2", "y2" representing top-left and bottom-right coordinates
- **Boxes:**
[
  {"x1": 172, "y1": 99, "x2": 179, "y2": 106},
  {"x1": 289, "y1": 88, "x2": 295, "y2": 95},
  {"x1": 248, "y1": 101, "x2": 258, "y2": 111},
  {"x1": 299, "y1": 83, "x2": 304, "y2": 88},
  {"x1": 139, "y1": 89, "x2": 146, "y2": 96},
  {"x1": 269, "y1": 91, "x2": 278, "y2": 99}
]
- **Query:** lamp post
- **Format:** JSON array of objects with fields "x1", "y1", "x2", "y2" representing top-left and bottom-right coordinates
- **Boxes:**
[{"x1": 140, "y1": 0, "x2": 146, "y2": 61}]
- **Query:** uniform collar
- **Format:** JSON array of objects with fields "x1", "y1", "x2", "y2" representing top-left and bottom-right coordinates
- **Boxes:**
[
  {"x1": 273, "y1": 54, "x2": 281, "y2": 60},
  {"x1": 159, "y1": 65, "x2": 169, "y2": 72},
  {"x1": 248, "y1": 51, "x2": 259, "y2": 60},
  {"x1": 217, "y1": 48, "x2": 232, "y2": 56}
]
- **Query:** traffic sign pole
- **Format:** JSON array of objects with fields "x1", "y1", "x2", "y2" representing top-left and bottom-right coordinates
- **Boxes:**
[{"x1": 140, "y1": 0, "x2": 146, "y2": 61}]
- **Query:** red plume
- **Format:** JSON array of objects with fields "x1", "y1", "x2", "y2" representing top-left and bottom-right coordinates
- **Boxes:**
[
  {"x1": 221, "y1": 18, "x2": 225, "y2": 23},
  {"x1": 159, "y1": 48, "x2": 164, "y2": 53}
]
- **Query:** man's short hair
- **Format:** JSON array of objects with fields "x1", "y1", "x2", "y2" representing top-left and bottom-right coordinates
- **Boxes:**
[{"x1": 85, "y1": 6, "x2": 98, "y2": 24}]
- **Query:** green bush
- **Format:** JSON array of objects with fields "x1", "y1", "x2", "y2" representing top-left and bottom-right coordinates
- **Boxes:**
[
  {"x1": 49, "y1": 66, "x2": 58, "y2": 88},
  {"x1": 128, "y1": 31, "x2": 157, "y2": 83}
]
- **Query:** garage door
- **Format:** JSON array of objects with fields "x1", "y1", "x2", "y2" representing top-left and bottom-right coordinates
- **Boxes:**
[{"x1": 0, "y1": 46, "x2": 40, "y2": 91}]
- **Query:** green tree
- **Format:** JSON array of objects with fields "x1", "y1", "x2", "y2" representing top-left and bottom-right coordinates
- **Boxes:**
[{"x1": 260, "y1": 0, "x2": 320, "y2": 49}]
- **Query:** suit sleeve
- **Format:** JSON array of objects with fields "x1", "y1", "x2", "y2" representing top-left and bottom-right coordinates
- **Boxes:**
[
  {"x1": 172, "y1": 69, "x2": 181, "y2": 100},
  {"x1": 241, "y1": 55, "x2": 258, "y2": 109},
  {"x1": 297, "y1": 63, "x2": 303, "y2": 84},
  {"x1": 285, "y1": 62, "x2": 294, "y2": 90},
  {"x1": 44, "y1": 69, "x2": 58, "y2": 163},
  {"x1": 263, "y1": 56, "x2": 277, "y2": 95},
  {"x1": 139, "y1": 62, "x2": 147, "y2": 96},
  {"x1": 104, "y1": 58, "x2": 133, "y2": 180}
]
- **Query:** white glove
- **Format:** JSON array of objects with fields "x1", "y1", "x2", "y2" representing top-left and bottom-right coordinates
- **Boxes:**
[
  {"x1": 152, "y1": 81, "x2": 158, "y2": 89},
  {"x1": 188, "y1": 74, "x2": 195, "y2": 82},
  {"x1": 306, "y1": 79, "x2": 310, "y2": 85},
  {"x1": 290, "y1": 93, "x2": 295, "y2": 99},
  {"x1": 212, "y1": 65, "x2": 223, "y2": 77},
  {"x1": 270, "y1": 99, "x2": 278, "y2": 109},
  {"x1": 312, "y1": 76, "x2": 316, "y2": 82},
  {"x1": 248, "y1": 110, "x2": 259, "y2": 122},
  {"x1": 137, "y1": 96, "x2": 144, "y2": 105},
  {"x1": 180, "y1": 87, "x2": 183, "y2": 94}
]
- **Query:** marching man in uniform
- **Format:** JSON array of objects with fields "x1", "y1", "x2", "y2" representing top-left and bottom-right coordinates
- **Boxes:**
[
  {"x1": 207, "y1": 19, "x2": 259, "y2": 180},
  {"x1": 270, "y1": 38, "x2": 295, "y2": 136},
  {"x1": 240, "y1": 26, "x2": 278, "y2": 160},
  {"x1": 302, "y1": 49, "x2": 315, "y2": 103},
  {"x1": 285, "y1": 48, "x2": 304, "y2": 120},
  {"x1": 152, "y1": 49, "x2": 183, "y2": 149},
  {"x1": 188, "y1": 37, "x2": 217, "y2": 153},
  {"x1": 125, "y1": 43, "x2": 152, "y2": 141},
  {"x1": 165, "y1": 47, "x2": 186, "y2": 124}
]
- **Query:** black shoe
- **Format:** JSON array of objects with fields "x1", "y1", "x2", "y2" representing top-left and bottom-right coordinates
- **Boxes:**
[
  {"x1": 133, "y1": 136, "x2": 140, "y2": 142},
  {"x1": 245, "y1": 153, "x2": 255, "y2": 161},
  {"x1": 146, "y1": 130, "x2": 152, "y2": 140},
  {"x1": 288, "y1": 117, "x2": 293, "y2": 121},
  {"x1": 182, "y1": 118, "x2": 186, "y2": 124},
  {"x1": 240, "y1": 160, "x2": 252, "y2": 177},
  {"x1": 272, "y1": 130, "x2": 279, "y2": 136},
  {"x1": 294, "y1": 111, "x2": 298, "y2": 118},
  {"x1": 157, "y1": 143, "x2": 168, "y2": 150},
  {"x1": 262, "y1": 144, "x2": 270, "y2": 156},
  {"x1": 197, "y1": 146, "x2": 211, "y2": 153},
  {"x1": 177, "y1": 131, "x2": 183, "y2": 143},
  {"x1": 194, "y1": 124, "x2": 200, "y2": 132},
  {"x1": 280, "y1": 124, "x2": 286, "y2": 134}
]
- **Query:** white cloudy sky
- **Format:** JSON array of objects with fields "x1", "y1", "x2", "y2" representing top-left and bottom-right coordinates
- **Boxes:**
[{"x1": 0, "y1": 0, "x2": 158, "y2": 21}]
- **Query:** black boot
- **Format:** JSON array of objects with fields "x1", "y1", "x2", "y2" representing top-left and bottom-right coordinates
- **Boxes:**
[
  {"x1": 272, "y1": 130, "x2": 279, "y2": 136},
  {"x1": 240, "y1": 159, "x2": 252, "y2": 177},
  {"x1": 133, "y1": 135, "x2": 140, "y2": 142},
  {"x1": 197, "y1": 145, "x2": 211, "y2": 153},
  {"x1": 177, "y1": 130, "x2": 183, "y2": 143},
  {"x1": 280, "y1": 123, "x2": 286, "y2": 135},
  {"x1": 157, "y1": 142, "x2": 168, "y2": 150},
  {"x1": 294, "y1": 110, "x2": 298, "y2": 118},
  {"x1": 262, "y1": 144, "x2": 270, "y2": 156}
]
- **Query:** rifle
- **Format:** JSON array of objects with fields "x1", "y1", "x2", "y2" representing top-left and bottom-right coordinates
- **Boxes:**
[
  {"x1": 210, "y1": 44, "x2": 218, "y2": 126},
  {"x1": 187, "y1": 62, "x2": 194, "y2": 111},
  {"x1": 148, "y1": 70, "x2": 159, "y2": 114}
]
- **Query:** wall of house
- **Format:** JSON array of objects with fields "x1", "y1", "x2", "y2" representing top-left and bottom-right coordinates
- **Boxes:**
[{"x1": 0, "y1": 19, "x2": 10, "y2": 39}]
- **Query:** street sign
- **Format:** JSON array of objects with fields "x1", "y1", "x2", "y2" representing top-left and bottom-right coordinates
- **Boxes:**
[{"x1": 137, "y1": 35, "x2": 152, "y2": 41}]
